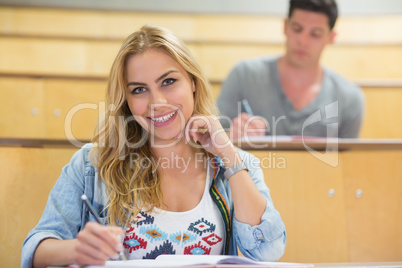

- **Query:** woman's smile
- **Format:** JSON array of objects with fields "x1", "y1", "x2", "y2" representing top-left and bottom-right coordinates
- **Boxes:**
[{"x1": 148, "y1": 109, "x2": 179, "y2": 127}]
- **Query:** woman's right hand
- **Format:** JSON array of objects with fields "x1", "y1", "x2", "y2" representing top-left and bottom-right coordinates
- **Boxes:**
[{"x1": 73, "y1": 222, "x2": 124, "y2": 266}]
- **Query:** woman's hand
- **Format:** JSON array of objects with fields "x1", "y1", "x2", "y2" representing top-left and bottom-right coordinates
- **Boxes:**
[
  {"x1": 32, "y1": 222, "x2": 124, "y2": 268},
  {"x1": 73, "y1": 222, "x2": 124, "y2": 266},
  {"x1": 184, "y1": 114, "x2": 235, "y2": 160}
]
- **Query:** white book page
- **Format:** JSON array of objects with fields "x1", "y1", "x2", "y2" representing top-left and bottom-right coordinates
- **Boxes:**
[
  {"x1": 156, "y1": 255, "x2": 259, "y2": 265},
  {"x1": 86, "y1": 255, "x2": 314, "y2": 268},
  {"x1": 239, "y1": 135, "x2": 294, "y2": 143}
]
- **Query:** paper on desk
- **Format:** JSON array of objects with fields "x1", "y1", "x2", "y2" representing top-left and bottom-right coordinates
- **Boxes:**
[
  {"x1": 86, "y1": 255, "x2": 314, "y2": 268},
  {"x1": 239, "y1": 135, "x2": 294, "y2": 143},
  {"x1": 238, "y1": 135, "x2": 334, "y2": 143}
]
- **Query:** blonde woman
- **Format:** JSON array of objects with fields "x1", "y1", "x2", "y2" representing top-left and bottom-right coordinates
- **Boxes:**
[{"x1": 22, "y1": 25, "x2": 286, "y2": 268}]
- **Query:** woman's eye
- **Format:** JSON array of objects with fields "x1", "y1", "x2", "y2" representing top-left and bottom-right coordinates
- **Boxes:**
[
  {"x1": 132, "y1": 87, "x2": 147, "y2": 94},
  {"x1": 162, "y1": 78, "x2": 176, "y2": 86}
]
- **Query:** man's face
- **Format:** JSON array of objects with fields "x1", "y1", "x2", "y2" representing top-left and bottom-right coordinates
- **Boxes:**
[{"x1": 284, "y1": 9, "x2": 336, "y2": 68}]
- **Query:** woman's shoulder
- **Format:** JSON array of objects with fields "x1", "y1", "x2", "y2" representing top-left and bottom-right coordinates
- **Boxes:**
[
  {"x1": 71, "y1": 142, "x2": 92, "y2": 159},
  {"x1": 67, "y1": 143, "x2": 95, "y2": 170}
]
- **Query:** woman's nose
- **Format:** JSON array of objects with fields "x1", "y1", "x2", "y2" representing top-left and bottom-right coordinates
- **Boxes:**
[{"x1": 150, "y1": 90, "x2": 167, "y2": 105}]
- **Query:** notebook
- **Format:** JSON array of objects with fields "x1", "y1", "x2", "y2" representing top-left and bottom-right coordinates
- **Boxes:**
[{"x1": 86, "y1": 254, "x2": 315, "y2": 268}]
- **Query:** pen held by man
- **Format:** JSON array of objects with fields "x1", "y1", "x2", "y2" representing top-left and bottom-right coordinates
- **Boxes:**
[{"x1": 241, "y1": 99, "x2": 254, "y2": 116}]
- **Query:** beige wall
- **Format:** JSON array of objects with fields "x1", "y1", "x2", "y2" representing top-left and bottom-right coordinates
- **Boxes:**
[
  {"x1": 1, "y1": 7, "x2": 401, "y2": 268},
  {"x1": 1, "y1": 7, "x2": 401, "y2": 140}
]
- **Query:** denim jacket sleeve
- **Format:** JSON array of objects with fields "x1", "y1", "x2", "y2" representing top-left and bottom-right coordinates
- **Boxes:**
[
  {"x1": 230, "y1": 150, "x2": 286, "y2": 261},
  {"x1": 21, "y1": 144, "x2": 99, "y2": 268}
]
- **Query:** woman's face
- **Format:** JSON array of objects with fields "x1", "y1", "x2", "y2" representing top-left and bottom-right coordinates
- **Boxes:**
[{"x1": 126, "y1": 48, "x2": 195, "y2": 145}]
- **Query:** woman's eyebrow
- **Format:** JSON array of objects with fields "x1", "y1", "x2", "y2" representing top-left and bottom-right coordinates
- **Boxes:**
[
  {"x1": 155, "y1": 70, "x2": 178, "y2": 83},
  {"x1": 127, "y1": 81, "x2": 146, "y2": 87},
  {"x1": 127, "y1": 70, "x2": 178, "y2": 87}
]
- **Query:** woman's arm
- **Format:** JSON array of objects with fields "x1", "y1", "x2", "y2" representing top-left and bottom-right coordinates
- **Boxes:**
[
  {"x1": 185, "y1": 117, "x2": 286, "y2": 261},
  {"x1": 185, "y1": 115, "x2": 266, "y2": 226},
  {"x1": 219, "y1": 147, "x2": 267, "y2": 226},
  {"x1": 230, "y1": 150, "x2": 286, "y2": 261},
  {"x1": 33, "y1": 239, "x2": 77, "y2": 268}
]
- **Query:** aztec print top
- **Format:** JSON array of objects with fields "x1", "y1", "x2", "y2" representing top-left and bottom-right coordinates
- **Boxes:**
[{"x1": 123, "y1": 160, "x2": 225, "y2": 259}]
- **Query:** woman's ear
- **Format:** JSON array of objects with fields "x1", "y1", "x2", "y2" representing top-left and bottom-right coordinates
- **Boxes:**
[{"x1": 192, "y1": 80, "x2": 196, "y2": 92}]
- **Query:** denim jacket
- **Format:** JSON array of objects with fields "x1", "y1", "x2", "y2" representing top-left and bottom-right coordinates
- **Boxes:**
[{"x1": 21, "y1": 144, "x2": 286, "y2": 268}]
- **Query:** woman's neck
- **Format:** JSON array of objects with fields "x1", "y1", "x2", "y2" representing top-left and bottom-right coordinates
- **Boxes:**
[{"x1": 150, "y1": 139, "x2": 205, "y2": 172}]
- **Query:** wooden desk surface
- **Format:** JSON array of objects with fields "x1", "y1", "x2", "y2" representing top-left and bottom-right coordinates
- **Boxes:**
[
  {"x1": 0, "y1": 137, "x2": 90, "y2": 148},
  {"x1": 45, "y1": 263, "x2": 402, "y2": 268},
  {"x1": 1, "y1": 137, "x2": 402, "y2": 150},
  {"x1": 315, "y1": 262, "x2": 402, "y2": 268},
  {"x1": 233, "y1": 137, "x2": 402, "y2": 151},
  {"x1": 46, "y1": 263, "x2": 402, "y2": 268}
]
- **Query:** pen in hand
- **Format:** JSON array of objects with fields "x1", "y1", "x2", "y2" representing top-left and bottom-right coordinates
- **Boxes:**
[
  {"x1": 241, "y1": 99, "x2": 267, "y2": 137},
  {"x1": 241, "y1": 99, "x2": 254, "y2": 116},
  {"x1": 81, "y1": 194, "x2": 127, "y2": 261}
]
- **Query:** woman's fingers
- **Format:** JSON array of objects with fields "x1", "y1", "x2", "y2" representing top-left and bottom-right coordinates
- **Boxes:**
[
  {"x1": 74, "y1": 222, "x2": 124, "y2": 266},
  {"x1": 185, "y1": 115, "x2": 212, "y2": 144},
  {"x1": 185, "y1": 115, "x2": 233, "y2": 156}
]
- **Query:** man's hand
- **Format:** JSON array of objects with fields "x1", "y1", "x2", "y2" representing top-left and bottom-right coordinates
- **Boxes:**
[{"x1": 230, "y1": 113, "x2": 267, "y2": 140}]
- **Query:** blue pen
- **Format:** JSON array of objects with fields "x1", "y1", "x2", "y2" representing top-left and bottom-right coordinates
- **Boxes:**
[
  {"x1": 81, "y1": 194, "x2": 127, "y2": 261},
  {"x1": 241, "y1": 99, "x2": 254, "y2": 116}
]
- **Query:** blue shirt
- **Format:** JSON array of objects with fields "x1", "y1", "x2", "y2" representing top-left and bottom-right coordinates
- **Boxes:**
[{"x1": 21, "y1": 144, "x2": 286, "y2": 267}]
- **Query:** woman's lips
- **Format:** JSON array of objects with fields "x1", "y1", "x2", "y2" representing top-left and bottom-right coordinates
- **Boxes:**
[{"x1": 148, "y1": 110, "x2": 178, "y2": 127}]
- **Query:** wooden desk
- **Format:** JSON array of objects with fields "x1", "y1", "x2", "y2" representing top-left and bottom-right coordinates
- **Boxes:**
[
  {"x1": 234, "y1": 137, "x2": 402, "y2": 151},
  {"x1": 45, "y1": 262, "x2": 402, "y2": 268},
  {"x1": 1, "y1": 138, "x2": 401, "y2": 267},
  {"x1": 315, "y1": 263, "x2": 402, "y2": 268},
  {"x1": 0, "y1": 140, "x2": 80, "y2": 268},
  {"x1": 236, "y1": 138, "x2": 402, "y2": 263}
]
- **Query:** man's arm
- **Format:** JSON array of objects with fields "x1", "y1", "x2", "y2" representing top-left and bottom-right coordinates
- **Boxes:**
[
  {"x1": 339, "y1": 86, "x2": 365, "y2": 138},
  {"x1": 216, "y1": 63, "x2": 245, "y2": 129}
]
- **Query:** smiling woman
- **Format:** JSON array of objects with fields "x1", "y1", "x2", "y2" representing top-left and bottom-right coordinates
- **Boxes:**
[
  {"x1": 21, "y1": 24, "x2": 286, "y2": 268},
  {"x1": 125, "y1": 49, "x2": 196, "y2": 143}
]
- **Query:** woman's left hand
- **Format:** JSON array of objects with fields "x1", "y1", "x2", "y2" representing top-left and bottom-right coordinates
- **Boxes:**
[{"x1": 184, "y1": 114, "x2": 235, "y2": 158}]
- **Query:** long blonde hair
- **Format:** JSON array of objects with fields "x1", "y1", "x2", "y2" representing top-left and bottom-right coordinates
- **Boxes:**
[{"x1": 90, "y1": 24, "x2": 218, "y2": 226}]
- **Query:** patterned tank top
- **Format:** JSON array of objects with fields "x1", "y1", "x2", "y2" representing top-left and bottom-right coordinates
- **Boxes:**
[{"x1": 123, "y1": 160, "x2": 225, "y2": 259}]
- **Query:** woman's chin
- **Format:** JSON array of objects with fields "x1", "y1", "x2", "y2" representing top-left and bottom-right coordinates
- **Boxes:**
[{"x1": 149, "y1": 134, "x2": 183, "y2": 147}]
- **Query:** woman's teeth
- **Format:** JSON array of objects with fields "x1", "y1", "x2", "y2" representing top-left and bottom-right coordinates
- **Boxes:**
[{"x1": 151, "y1": 110, "x2": 176, "y2": 123}]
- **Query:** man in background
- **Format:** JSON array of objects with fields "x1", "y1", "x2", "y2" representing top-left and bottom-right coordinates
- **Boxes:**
[{"x1": 217, "y1": 0, "x2": 365, "y2": 140}]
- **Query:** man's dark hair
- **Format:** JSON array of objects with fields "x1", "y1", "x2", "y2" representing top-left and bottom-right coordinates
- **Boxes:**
[{"x1": 288, "y1": 0, "x2": 338, "y2": 30}]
